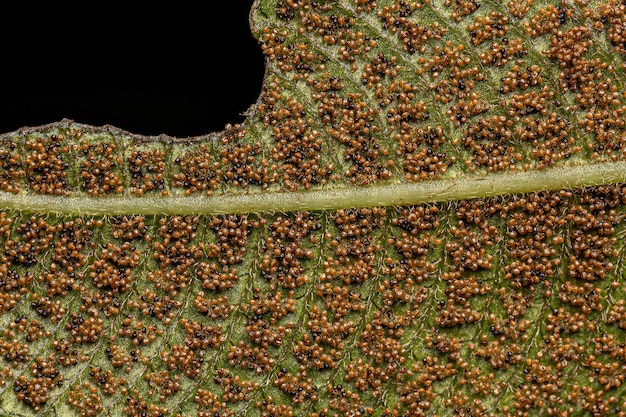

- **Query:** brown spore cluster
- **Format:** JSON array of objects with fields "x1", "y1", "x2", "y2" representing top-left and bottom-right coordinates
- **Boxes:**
[
  {"x1": 76, "y1": 138, "x2": 125, "y2": 196},
  {"x1": 127, "y1": 147, "x2": 168, "y2": 196},
  {"x1": 172, "y1": 142, "x2": 221, "y2": 195},
  {"x1": 0, "y1": 140, "x2": 24, "y2": 194},
  {"x1": 24, "y1": 134, "x2": 73, "y2": 196}
]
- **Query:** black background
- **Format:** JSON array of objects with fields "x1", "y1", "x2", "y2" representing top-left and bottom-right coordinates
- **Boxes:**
[{"x1": 0, "y1": 2, "x2": 264, "y2": 137}]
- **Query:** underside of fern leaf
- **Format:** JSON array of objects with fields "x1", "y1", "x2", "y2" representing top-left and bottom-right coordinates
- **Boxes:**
[{"x1": 1, "y1": 1, "x2": 626, "y2": 416}]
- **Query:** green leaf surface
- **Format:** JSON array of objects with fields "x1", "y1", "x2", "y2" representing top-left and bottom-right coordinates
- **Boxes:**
[{"x1": 1, "y1": 1, "x2": 626, "y2": 416}]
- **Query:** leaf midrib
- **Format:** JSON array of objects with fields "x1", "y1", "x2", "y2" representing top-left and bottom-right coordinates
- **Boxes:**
[{"x1": 1, "y1": 160, "x2": 625, "y2": 215}]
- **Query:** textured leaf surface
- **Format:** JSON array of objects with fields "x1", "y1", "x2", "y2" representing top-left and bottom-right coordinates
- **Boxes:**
[{"x1": 1, "y1": 1, "x2": 626, "y2": 416}]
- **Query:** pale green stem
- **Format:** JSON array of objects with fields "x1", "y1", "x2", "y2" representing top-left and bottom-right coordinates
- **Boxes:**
[{"x1": 1, "y1": 161, "x2": 625, "y2": 215}]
